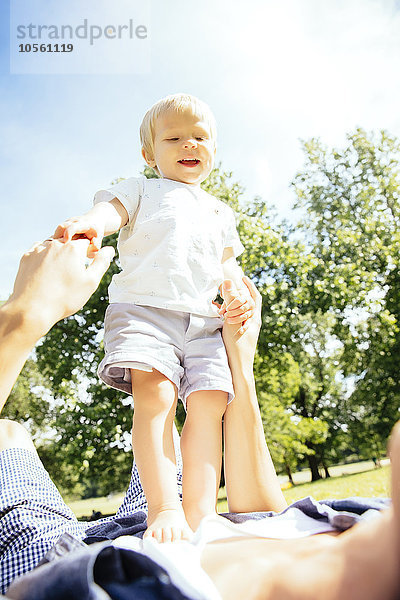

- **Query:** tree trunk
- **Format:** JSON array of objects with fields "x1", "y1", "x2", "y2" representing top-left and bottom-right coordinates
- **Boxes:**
[
  {"x1": 322, "y1": 462, "x2": 330, "y2": 478},
  {"x1": 285, "y1": 463, "x2": 294, "y2": 485},
  {"x1": 307, "y1": 453, "x2": 322, "y2": 481}
]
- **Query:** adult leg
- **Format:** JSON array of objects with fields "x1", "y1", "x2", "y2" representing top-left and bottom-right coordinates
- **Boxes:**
[
  {"x1": 0, "y1": 419, "x2": 37, "y2": 453},
  {"x1": 180, "y1": 390, "x2": 227, "y2": 531},
  {"x1": 201, "y1": 423, "x2": 400, "y2": 600},
  {"x1": 0, "y1": 421, "x2": 87, "y2": 594},
  {"x1": 131, "y1": 369, "x2": 190, "y2": 542},
  {"x1": 389, "y1": 420, "x2": 400, "y2": 567},
  {"x1": 223, "y1": 375, "x2": 287, "y2": 513}
]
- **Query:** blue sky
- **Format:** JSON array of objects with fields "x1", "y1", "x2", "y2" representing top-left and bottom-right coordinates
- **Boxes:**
[{"x1": 1, "y1": 0, "x2": 400, "y2": 297}]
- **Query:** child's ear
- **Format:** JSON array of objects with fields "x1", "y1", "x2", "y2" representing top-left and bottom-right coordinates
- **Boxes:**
[{"x1": 141, "y1": 147, "x2": 156, "y2": 168}]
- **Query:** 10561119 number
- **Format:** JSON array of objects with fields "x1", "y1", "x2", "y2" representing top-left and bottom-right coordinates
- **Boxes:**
[{"x1": 18, "y1": 43, "x2": 74, "y2": 52}]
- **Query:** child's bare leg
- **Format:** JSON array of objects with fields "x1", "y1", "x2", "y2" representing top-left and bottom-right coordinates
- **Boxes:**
[
  {"x1": 131, "y1": 368, "x2": 191, "y2": 542},
  {"x1": 181, "y1": 390, "x2": 227, "y2": 531}
]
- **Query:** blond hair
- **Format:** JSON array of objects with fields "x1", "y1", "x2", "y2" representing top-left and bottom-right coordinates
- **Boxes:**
[{"x1": 140, "y1": 93, "x2": 217, "y2": 161}]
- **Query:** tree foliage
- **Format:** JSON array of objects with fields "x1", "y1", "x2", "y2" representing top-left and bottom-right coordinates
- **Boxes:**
[
  {"x1": 293, "y1": 128, "x2": 400, "y2": 450},
  {"x1": 6, "y1": 130, "x2": 400, "y2": 494}
]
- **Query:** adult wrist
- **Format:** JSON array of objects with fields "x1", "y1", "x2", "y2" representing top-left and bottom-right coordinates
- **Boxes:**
[
  {"x1": 229, "y1": 360, "x2": 255, "y2": 391},
  {"x1": 1, "y1": 298, "x2": 53, "y2": 344}
]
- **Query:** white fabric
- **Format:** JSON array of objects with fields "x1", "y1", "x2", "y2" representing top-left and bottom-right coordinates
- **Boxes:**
[
  {"x1": 194, "y1": 511, "x2": 336, "y2": 544},
  {"x1": 112, "y1": 511, "x2": 337, "y2": 600},
  {"x1": 113, "y1": 536, "x2": 222, "y2": 600},
  {"x1": 94, "y1": 176, "x2": 244, "y2": 317}
]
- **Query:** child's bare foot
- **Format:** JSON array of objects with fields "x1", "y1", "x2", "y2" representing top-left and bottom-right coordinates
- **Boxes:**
[{"x1": 144, "y1": 507, "x2": 193, "y2": 543}]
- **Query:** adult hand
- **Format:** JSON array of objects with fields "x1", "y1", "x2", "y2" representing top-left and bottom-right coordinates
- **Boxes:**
[
  {"x1": 8, "y1": 237, "x2": 115, "y2": 336},
  {"x1": 221, "y1": 277, "x2": 262, "y2": 372}
]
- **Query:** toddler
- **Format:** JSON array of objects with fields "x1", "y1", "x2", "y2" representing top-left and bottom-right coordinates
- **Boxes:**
[{"x1": 54, "y1": 94, "x2": 253, "y2": 542}]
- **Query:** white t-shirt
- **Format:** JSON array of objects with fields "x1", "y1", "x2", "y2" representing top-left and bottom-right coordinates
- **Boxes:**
[{"x1": 94, "y1": 176, "x2": 244, "y2": 317}]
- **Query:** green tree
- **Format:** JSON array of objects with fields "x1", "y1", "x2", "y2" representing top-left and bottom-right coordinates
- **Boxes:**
[
  {"x1": 2, "y1": 357, "x2": 52, "y2": 439},
  {"x1": 293, "y1": 128, "x2": 400, "y2": 451}
]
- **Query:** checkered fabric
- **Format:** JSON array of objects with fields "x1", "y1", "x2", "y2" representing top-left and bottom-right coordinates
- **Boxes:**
[
  {"x1": 0, "y1": 447, "x2": 155, "y2": 595},
  {"x1": 0, "y1": 448, "x2": 84, "y2": 593}
]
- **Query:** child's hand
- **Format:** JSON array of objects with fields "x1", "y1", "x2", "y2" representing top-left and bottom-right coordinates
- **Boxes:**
[
  {"x1": 219, "y1": 278, "x2": 256, "y2": 333},
  {"x1": 53, "y1": 216, "x2": 105, "y2": 258}
]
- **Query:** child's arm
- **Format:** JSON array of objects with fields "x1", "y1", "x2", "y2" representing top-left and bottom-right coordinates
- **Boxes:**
[
  {"x1": 53, "y1": 197, "x2": 128, "y2": 254},
  {"x1": 221, "y1": 247, "x2": 255, "y2": 329}
]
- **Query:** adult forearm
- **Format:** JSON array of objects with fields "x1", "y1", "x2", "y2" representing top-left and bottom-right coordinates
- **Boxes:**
[
  {"x1": 0, "y1": 238, "x2": 114, "y2": 416},
  {"x1": 224, "y1": 369, "x2": 287, "y2": 513},
  {"x1": 222, "y1": 277, "x2": 287, "y2": 513},
  {"x1": 0, "y1": 303, "x2": 46, "y2": 414}
]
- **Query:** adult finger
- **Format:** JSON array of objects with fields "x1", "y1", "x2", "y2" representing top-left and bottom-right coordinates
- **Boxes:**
[
  {"x1": 239, "y1": 320, "x2": 250, "y2": 335},
  {"x1": 242, "y1": 276, "x2": 261, "y2": 308},
  {"x1": 64, "y1": 222, "x2": 83, "y2": 241},
  {"x1": 225, "y1": 298, "x2": 254, "y2": 317},
  {"x1": 225, "y1": 309, "x2": 255, "y2": 322},
  {"x1": 225, "y1": 296, "x2": 246, "y2": 311},
  {"x1": 226, "y1": 307, "x2": 254, "y2": 321},
  {"x1": 241, "y1": 276, "x2": 262, "y2": 328}
]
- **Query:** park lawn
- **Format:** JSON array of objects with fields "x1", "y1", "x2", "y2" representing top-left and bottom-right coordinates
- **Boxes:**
[
  {"x1": 67, "y1": 462, "x2": 391, "y2": 519},
  {"x1": 67, "y1": 492, "x2": 126, "y2": 519},
  {"x1": 282, "y1": 464, "x2": 390, "y2": 504},
  {"x1": 217, "y1": 465, "x2": 390, "y2": 512}
]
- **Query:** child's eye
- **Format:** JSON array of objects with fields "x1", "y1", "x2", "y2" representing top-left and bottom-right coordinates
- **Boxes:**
[
  {"x1": 195, "y1": 137, "x2": 205, "y2": 141},
  {"x1": 167, "y1": 137, "x2": 179, "y2": 141}
]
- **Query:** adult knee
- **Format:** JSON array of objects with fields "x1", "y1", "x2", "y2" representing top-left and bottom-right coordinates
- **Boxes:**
[{"x1": 0, "y1": 419, "x2": 36, "y2": 453}]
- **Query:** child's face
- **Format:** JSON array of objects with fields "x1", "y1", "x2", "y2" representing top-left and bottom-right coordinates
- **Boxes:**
[{"x1": 143, "y1": 109, "x2": 216, "y2": 185}]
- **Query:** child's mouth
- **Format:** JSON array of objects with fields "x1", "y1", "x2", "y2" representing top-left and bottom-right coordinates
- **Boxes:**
[{"x1": 178, "y1": 159, "x2": 200, "y2": 167}]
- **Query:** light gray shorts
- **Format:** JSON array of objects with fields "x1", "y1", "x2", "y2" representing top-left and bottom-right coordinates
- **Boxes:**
[{"x1": 98, "y1": 303, "x2": 234, "y2": 407}]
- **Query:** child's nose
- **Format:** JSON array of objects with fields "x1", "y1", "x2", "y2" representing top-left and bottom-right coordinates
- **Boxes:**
[{"x1": 183, "y1": 138, "x2": 197, "y2": 148}]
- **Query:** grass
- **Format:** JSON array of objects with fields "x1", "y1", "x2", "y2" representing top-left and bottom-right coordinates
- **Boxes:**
[
  {"x1": 67, "y1": 492, "x2": 127, "y2": 519},
  {"x1": 217, "y1": 460, "x2": 390, "y2": 512},
  {"x1": 67, "y1": 459, "x2": 391, "y2": 519},
  {"x1": 282, "y1": 464, "x2": 390, "y2": 504}
]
